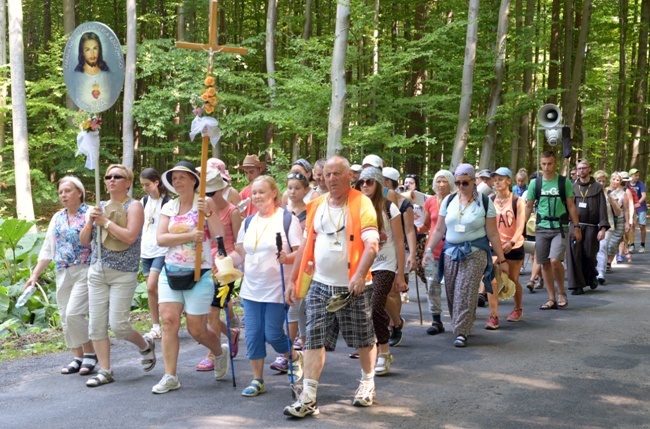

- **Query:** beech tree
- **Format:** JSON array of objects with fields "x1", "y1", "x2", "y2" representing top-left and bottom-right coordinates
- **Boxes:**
[{"x1": 326, "y1": 0, "x2": 350, "y2": 156}]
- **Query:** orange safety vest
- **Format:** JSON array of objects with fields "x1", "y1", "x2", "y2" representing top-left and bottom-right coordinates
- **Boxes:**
[{"x1": 295, "y1": 189, "x2": 375, "y2": 298}]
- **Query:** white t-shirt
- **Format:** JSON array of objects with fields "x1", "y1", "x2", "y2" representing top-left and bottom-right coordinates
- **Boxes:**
[
  {"x1": 140, "y1": 196, "x2": 168, "y2": 259},
  {"x1": 311, "y1": 200, "x2": 379, "y2": 287},
  {"x1": 373, "y1": 203, "x2": 401, "y2": 272},
  {"x1": 237, "y1": 208, "x2": 302, "y2": 304}
]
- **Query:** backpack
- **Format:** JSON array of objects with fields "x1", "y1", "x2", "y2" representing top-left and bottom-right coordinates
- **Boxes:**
[
  {"x1": 533, "y1": 175, "x2": 568, "y2": 228},
  {"x1": 142, "y1": 194, "x2": 172, "y2": 208},
  {"x1": 445, "y1": 192, "x2": 490, "y2": 218},
  {"x1": 490, "y1": 193, "x2": 519, "y2": 219},
  {"x1": 244, "y1": 208, "x2": 295, "y2": 249}
]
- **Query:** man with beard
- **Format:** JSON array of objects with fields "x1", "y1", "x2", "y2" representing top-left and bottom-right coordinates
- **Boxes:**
[
  {"x1": 566, "y1": 159, "x2": 609, "y2": 295},
  {"x1": 74, "y1": 32, "x2": 112, "y2": 111}
]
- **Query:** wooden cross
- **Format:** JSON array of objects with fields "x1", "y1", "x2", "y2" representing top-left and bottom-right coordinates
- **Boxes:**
[{"x1": 176, "y1": 0, "x2": 248, "y2": 280}]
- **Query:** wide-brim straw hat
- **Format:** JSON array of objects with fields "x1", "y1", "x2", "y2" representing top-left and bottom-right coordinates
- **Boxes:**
[
  {"x1": 495, "y1": 265, "x2": 516, "y2": 300},
  {"x1": 101, "y1": 201, "x2": 129, "y2": 251},
  {"x1": 162, "y1": 161, "x2": 200, "y2": 195}
]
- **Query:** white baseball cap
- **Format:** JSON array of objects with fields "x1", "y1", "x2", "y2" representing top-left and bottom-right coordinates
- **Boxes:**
[
  {"x1": 362, "y1": 154, "x2": 383, "y2": 169},
  {"x1": 350, "y1": 164, "x2": 362, "y2": 172},
  {"x1": 382, "y1": 167, "x2": 400, "y2": 182}
]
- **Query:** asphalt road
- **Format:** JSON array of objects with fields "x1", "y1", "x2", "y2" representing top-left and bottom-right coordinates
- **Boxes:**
[{"x1": 1, "y1": 251, "x2": 649, "y2": 429}]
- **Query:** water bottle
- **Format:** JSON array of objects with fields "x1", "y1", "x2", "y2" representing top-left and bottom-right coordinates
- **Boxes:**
[
  {"x1": 299, "y1": 261, "x2": 314, "y2": 298},
  {"x1": 424, "y1": 248, "x2": 436, "y2": 283},
  {"x1": 16, "y1": 285, "x2": 36, "y2": 308},
  {"x1": 237, "y1": 198, "x2": 251, "y2": 213}
]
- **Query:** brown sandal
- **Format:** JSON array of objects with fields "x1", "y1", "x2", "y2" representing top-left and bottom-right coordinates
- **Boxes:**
[{"x1": 557, "y1": 293, "x2": 569, "y2": 308}]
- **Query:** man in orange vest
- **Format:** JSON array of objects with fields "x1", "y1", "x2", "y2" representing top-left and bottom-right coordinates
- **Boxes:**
[{"x1": 284, "y1": 156, "x2": 379, "y2": 418}]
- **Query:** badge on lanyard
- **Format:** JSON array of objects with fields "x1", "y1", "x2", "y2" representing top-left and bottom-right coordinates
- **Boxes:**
[
  {"x1": 328, "y1": 241, "x2": 343, "y2": 252},
  {"x1": 578, "y1": 202, "x2": 587, "y2": 209},
  {"x1": 455, "y1": 224, "x2": 466, "y2": 232}
]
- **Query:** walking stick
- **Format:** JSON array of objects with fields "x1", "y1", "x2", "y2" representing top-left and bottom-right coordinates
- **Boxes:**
[
  {"x1": 414, "y1": 272, "x2": 423, "y2": 325},
  {"x1": 276, "y1": 233, "x2": 297, "y2": 398},
  {"x1": 215, "y1": 236, "x2": 236, "y2": 388}
]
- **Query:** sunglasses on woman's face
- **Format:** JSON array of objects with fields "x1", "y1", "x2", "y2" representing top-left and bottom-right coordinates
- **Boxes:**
[
  {"x1": 454, "y1": 180, "x2": 472, "y2": 187},
  {"x1": 105, "y1": 175, "x2": 126, "y2": 181},
  {"x1": 359, "y1": 179, "x2": 376, "y2": 187},
  {"x1": 287, "y1": 173, "x2": 307, "y2": 181}
]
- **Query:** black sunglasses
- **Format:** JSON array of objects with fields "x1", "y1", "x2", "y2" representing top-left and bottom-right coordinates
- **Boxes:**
[
  {"x1": 105, "y1": 175, "x2": 126, "y2": 181},
  {"x1": 406, "y1": 174, "x2": 418, "y2": 179},
  {"x1": 454, "y1": 180, "x2": 472, "y2": 187},
  {"x1": 358, "y1": 179, "x2": 376, "y2": 187},
  {"x1": 287, "y1": 173, "x2": 308, "y2": 181}
]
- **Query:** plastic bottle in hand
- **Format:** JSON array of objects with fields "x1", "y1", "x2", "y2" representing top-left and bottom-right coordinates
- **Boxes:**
[
  {"x1": 424, "y1": 248, "x2": 436, "y2": 283},
  {"x1": 237, "y1": 198, "x2": 251, "y2": 213},
  {"x1": 298, "y1": 261, "x2": 314, "y2": 299},
  {"x1": 16, "y1": 285, "x2": 36, "y2": 308}
]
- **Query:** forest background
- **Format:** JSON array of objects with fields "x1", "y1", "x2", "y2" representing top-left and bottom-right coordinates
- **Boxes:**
[{"x1": 0, "y1": 0, "x2": 649, "y2": 219}]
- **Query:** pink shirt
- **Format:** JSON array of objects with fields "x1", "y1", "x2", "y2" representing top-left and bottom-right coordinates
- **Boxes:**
[
  {"x1": 210, "y1": 203, "x2": 239, "y2": 270},
  {"x1": 423, "y1": 196, "x2": 444, "y2": 259},
  {"x1": 494, "y1": 194, "x2": 524, "y2": 249}
]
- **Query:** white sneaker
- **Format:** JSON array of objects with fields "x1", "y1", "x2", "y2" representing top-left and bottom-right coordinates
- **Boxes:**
[
  {"x1": 152, "y1": 374, "x2": 180, "y2": 394},
  {"x1": 214, "y1": 343, "x2": 230, "y2": 380},
  {"x1": 629, "y1": 244, "x2": 636, "y2": 253},
  {"x1": 288, "y1": 351, "x2": 303, "y2": 384},
  {"x1": 375, "y1": 352, "x2": 394, "y2": 376},
  {"x1": 283, "y1": 395, "x2": 320, "y2": 418},
  {"x1": 148, "y1": 326, "x2": 162, "y2": 340},
  {"x1": 639, "y1": 246, "x2": 646, "y2": 254},
  {"x1": 352, "y1": 378, "x2": 375, "y2": 407}
]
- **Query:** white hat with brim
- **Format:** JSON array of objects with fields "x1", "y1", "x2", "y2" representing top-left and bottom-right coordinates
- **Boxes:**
[
  {"x1": 362, "y1": 154, "x2": 383, "y2": 169},
  {"x1": 382, "y1": 167, "x2": 400, "y2": 182},
  {"x1": 162, "y1": 161, "x2": 200, "y2": 195},
  {"x1": 101, "y1": 201, "x2": 129, "y2": 252},
  {"x1": 205, "y1": 169, "x2": 228, "y2": 193}
]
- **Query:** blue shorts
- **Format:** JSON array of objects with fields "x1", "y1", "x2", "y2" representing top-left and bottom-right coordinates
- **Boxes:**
[
  {"x1": 158, "y1": 266, "x2": 214, "y2": 315},
  {"x1": 636, "y1": 210, "x2": 647, "y2": 226},
  {"x1": 141, "y1": 256, "x2": 165, "y2": 277}
]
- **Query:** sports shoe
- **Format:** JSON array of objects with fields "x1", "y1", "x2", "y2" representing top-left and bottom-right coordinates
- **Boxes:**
[
  {"x1": 283, "y1": 395, "x2": 320, "y2": 418},
  {"x1": 293, "y1": 337, "x2": 303, "y2": 350},
  {"x1": 426, "y1": 321, "x2": 445, "y2": 335},
  {"x1": 270, "y1": 355, "x2": 289, "y2": 372},
  {"x1": 230, "y1": 328, "x2": 240, "y2": 359},
  {"x1": 152, "y1": 374, "x2": 181, "y2": 394},
  {"x1": 375, "y1": 352, "x2": 394, "y2": 376},
  {"x1": 485, "y1": 315, "x2": 499, "y2": 330},
  {"x1": 288, "y1": 352, "x2": 303, "y2": 384},
  {"x1": 388, "y1": 317, "x2": 405, "y2": 347},
  {"x1": 628, "y1": 244, "x2": 635, "y2": 253},
  {"x1": 352, "y1": 378, "x2": 375, "y2": 407},
  {"x1": 616, "y1": 254, "x2": 624, "y2": 263},
  {"x1": 214, "y1": 344, "x2": 230, "y2": 380},
  {"x1": 639, "y1": 246, "x2": 646, "y2": 254},
  {"x1": 477, "y1": 293, "x2": 487, "y2": 307},
  {"x1": 597, "y1": 274, "x2": 606, "y2": 285},
  {"x1": 507, "y1": 308, "x2": 523, "y2": 322}
]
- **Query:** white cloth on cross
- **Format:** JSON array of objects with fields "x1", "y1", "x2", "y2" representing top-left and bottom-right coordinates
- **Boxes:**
[
  {"x1": 190, "y1": 115, "x2": 221, "y2": 147},
  {"x1": 76, "y1": 130, "x2": 100, "y2": 170}
]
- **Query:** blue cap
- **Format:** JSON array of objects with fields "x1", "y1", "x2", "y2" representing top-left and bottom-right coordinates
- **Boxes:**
[{"x1": 491, "y1": 167, "x2": 513, "y2": 179}]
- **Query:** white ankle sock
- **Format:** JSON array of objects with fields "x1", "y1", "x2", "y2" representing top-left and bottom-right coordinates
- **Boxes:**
[
  {"x1": 362, "y1": 370, "x2": 375, "y2": 380},
  {"x1": 303, "y1": 379, "x2": 318, "y2": 401}
]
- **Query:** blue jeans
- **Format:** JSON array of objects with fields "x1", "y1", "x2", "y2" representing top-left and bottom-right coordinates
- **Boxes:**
[{"x1": 241, "y1": 298, "x2": 289, "y2": 360}]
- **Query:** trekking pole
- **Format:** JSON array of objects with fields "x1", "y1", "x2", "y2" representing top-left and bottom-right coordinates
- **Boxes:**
[
  {"x1": 276, "y1": 232, "x2": 297, "y2": 398},
  {"x1": 215, "y1": 236, "x2": 236, "y2": 388},
  {"x1": 414, "y1": 272, "x2": 423, "y2": 325}
]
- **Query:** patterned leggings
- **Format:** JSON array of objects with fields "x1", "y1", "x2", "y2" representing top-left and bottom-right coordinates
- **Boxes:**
[
  {"x1": 444, "y1": 250, "x2": 487, "y2": 336},
  {"x1": 371, "y1": 270, "x2": 396, "y2": 345}
]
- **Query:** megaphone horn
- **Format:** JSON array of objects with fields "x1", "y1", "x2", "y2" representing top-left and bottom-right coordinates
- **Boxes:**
[{"x1": 537, "y1": 104, "x2": 562, "y2": 128}]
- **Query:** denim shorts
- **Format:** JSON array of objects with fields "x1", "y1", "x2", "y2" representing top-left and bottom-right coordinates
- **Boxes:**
[
  {"x1": 158, "y1": 266, "x2": 214, "y2": 315},
  {"x1": 141, "y1": 256, "x2": 165, "y2": 277}
]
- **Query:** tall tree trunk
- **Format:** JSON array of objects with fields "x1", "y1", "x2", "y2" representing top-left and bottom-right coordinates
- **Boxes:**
[
  {"x1": 561, "y1": 0, "x2": 574, "y2": 112},
  {"x1": 480, "y1": 0, "x2": 510, "y2": 169},
  {"x1": 265, "y1": 0, "x2": 277, "y2": 151},
  {"x1": 326, "y1": 0, "x2": 350, "y2": 156},
  {"x1": 547, "y1": 0, "x2": 560, "y2": 104},
  {"x1": 63, "y1": 0, "x2": 76, "y2": 113},
  {"x1": 8, "y1": 0, "x2": 35, "y2": 220},
  {"x1": 509, "y1": 0, "x2": 523, "y2": 170},
  {"x1": 43, "y1": 0, "x2": 51, "y2": 46},
  {"x1": 406, "y1": 2, "x2": 427, "y2": 175},
  {"x1": 629, "y1": 0, "x2": 650, "y2": 176},
  {"x1": 517, "y1": 0, "x2": 535, "y2": 167},
  {"x1": 302, "y1": 0, "x2": 312, "y2": 39},
  {"x1": 176, "y1": 4, "x2": 185, "y2": 41},
  {"x1": 615, "y1": 0, "x2": 629, "y2": 172},
  {"x1": 122, "y1": 0, "x2": 136, "y2": 171},
  {"x1": 0, "y1": 0, "x2": 6, "y2": 166},
  {"x1": 564, "y1": 0, "x2": 593, "y2": 132},
  {"x1": 450, "y1": 0, "x2": 480, "y2": 171}
]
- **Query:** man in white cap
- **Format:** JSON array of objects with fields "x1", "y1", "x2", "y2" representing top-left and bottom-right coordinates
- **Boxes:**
[
  {"x1": 350, "y1": 164, "x2": 362, "y2": 186},
  {"x1": 477, "y1": 169, "x2": 494, "y2": 197}
]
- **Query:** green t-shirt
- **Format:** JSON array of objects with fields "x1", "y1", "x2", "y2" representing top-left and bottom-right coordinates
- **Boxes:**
[{"x1": 526, "y1": 175, "x2": 575, "y2": 229}]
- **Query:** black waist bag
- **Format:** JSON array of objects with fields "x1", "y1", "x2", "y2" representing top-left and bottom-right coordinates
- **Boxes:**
[{"x1": 165, "y1": 265, "x2": 210, "y2": 290}]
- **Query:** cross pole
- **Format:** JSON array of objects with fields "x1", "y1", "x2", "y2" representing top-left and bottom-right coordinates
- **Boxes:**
[{"x1": 175, "y1": 0, "x2": 248, "y2": 280}]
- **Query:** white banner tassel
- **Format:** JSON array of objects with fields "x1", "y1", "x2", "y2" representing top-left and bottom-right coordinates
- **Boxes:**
[
  {"x1": 76, "y1": 130, "x2": 100, "y2": 170},
  {"x1": 190, "y1": 115, "x2": 221, "y2": 147}
]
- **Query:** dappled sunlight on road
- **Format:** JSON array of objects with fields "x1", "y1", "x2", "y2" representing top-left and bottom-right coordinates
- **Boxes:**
[{"x1": 598, "y1": 394, "x2": 647, "y2": 406}]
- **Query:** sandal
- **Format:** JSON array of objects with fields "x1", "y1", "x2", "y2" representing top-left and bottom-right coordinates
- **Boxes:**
[
  {"x1": 196, "y1": 358, "x2": 215, "y2": 371},
  {"x1": 140, "y1": 335, "x2": 157, "y2": 372},
  {"x1": 539, "y1": 300, "x2": 558, "y2": 310},
  {"x1": 526, "y1": 280, "x2": 535, "y2": 293},
  {"x1": 86, "y1": 369, "x2": 114, "y2": 387},
  {"x1": 534, "y1": 278, "x2": 544, "y2": 289},
  {"x1": 349, "y1": 352, "x2": 360, "y2": 359},
  {"x1": 61, "y1": 358, "x2": 82, "y2": 374},
  {"x1": 605, "y1": 263, "x2": 613, "y2": 273},
  {"x1": 79, "y1": 353, "x2": 98, "y2": 376},
  {"x1": 241, "y1": 379, "x2": 266, "y2": 397},
  {"x1": 557, "y1": 293, "x2": 569, "y2": 308}
]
